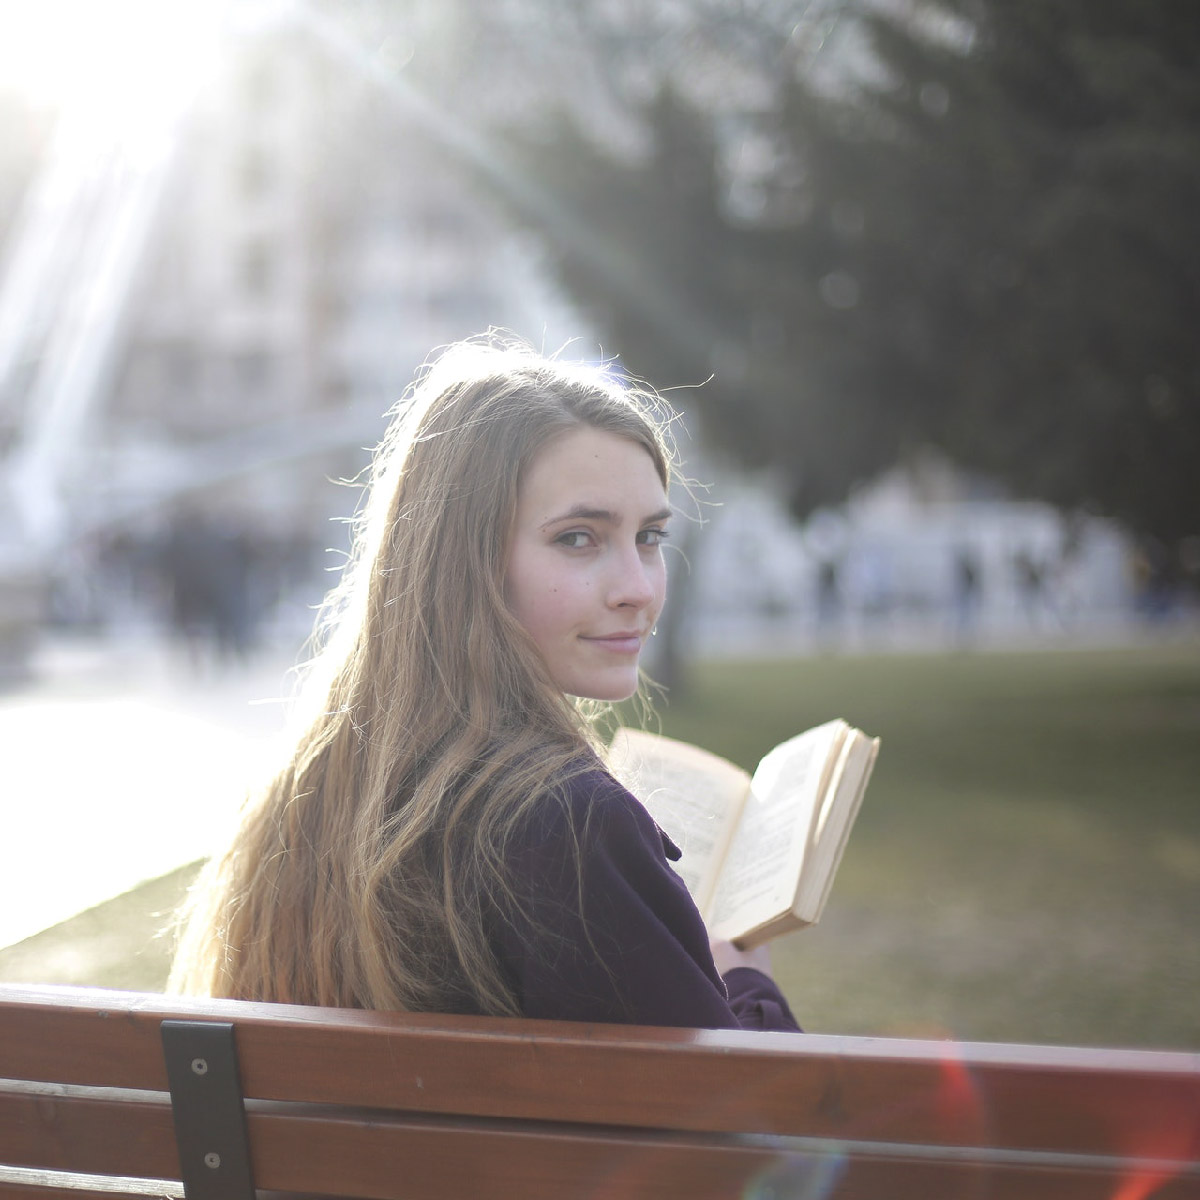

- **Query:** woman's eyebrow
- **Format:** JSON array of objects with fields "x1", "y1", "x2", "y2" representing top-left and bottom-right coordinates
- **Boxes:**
[
  {"x1": 539, "y1": 504, "x2": 672, "y2": 530},
  {"x1": 540, "y1": 504, "x2": 614, "y2": 530}
]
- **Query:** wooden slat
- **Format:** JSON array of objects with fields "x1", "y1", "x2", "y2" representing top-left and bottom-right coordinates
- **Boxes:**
[
  {"x1": 228, "y1": 1021, "x2": 1200, "y2": 1162},
  {"x1": 3, "y1": 984, "x2": 1199, "y2": 1162},
  {"x1": 0, "y1": 1167, "x2": 182, "y2": 1200},
  {"x1": 0, "y1": 1086, "x2": 178, "y2": 1181},
  {"x1": 5, "y1": 1095, "x2": 1170, "y2": 1200},
  {"x1": 0, "y1": 1189, "x2": 158, "y2": 1200},
  {"x1": 0, "y1": 1187, "x2": 174, "y2": 1200},
  {"x1": 218, "y1": 1105, "x2": 1200, "y2": 1200}
]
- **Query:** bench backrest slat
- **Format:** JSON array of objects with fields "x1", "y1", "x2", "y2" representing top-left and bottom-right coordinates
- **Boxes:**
[
  {"x1": 0, "y1": 1085, "x2": 178, "y2": 1183},
  {"x1": 0, "y1": 1181, "x2": 180, "y2": 1200},
  {"x1": 6, "y1": 1089, "x2": 1189, "y2": 1200},
  {"x1": 244, "y1": 1107, "x2": 1187, "y2": 1200}
]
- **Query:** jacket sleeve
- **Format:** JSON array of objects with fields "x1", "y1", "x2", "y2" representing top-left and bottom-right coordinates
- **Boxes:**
[{"x1": 492, "y1": 769, "x2": 801, "y2": 1032}]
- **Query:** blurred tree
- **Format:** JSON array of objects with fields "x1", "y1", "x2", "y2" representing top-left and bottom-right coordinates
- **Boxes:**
[
  {"x1": 360, "y1": 0, "x2": 1199, "y2": 548},
  {"x1": 816, "y1": 1, "x2": 1200, "y2": 548},
  {"x1": 487, "y1": 1, "x2": 1200, "y2": 548}
]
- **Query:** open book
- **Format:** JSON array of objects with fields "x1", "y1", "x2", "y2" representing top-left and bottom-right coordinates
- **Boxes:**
[{"x1": 608, "y1": 720, "x2": 880, "y2": 949}]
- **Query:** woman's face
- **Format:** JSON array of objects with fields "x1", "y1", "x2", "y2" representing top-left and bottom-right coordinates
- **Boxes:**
[{"x1": 505, "y1": 426, "x2": 670, "y2": 701}]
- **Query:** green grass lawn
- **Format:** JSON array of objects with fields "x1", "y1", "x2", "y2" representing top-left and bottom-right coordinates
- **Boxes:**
[
  {"x1": 642, "y1": 638, "x2": 1200, "y2": 1051},
  {"x1": 4, "y1": 638, "x2": 1197, "y2": 1051}
]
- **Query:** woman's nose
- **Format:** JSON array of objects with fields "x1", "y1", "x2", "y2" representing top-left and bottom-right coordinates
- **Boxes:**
[{"x1": 607, "y1": 546, "x2": 657, "y2": 609}]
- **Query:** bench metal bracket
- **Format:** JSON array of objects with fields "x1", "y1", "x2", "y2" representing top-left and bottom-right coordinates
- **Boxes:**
[{"x1": 161, "y1": 1019, "x2": 256, "y2": 1200}]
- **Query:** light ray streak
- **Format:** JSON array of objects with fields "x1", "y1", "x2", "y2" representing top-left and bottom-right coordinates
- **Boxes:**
[{"x1": 290, "y1": 3, "x2": 723, "y2": 369}]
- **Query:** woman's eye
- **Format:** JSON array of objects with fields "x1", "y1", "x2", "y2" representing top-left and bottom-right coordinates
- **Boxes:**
[
  {"x1": 638, "y1": 527, "x2": 669, "y2": 547},
  {"x1": 556, "y1": 531, "x2": 593, "y2": 549}
]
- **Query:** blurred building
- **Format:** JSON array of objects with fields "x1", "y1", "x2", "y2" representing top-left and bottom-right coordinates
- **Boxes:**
[
  {"x1": 685, "y1": 453, "x2": 1145, "y2": 655},
  {"x1": 103, "y1": 19, "x2": 565, "y2": 534},
  {"x1": 0, "y1": 9, "x2": 577, "y2": 659}
]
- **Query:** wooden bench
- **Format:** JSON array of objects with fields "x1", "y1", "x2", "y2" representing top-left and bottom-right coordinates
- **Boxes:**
[{"x1": 2, "y1": 983, "x2": 1198, "y2": 1199}]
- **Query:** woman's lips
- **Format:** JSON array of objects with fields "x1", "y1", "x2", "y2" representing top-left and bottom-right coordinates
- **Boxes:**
[{"x1": 583, "y1": 633, "x2": 643, "y2": 654}]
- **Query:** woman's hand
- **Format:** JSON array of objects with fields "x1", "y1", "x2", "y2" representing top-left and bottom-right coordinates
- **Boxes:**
[{"x1": 709, "y1": 936, "x2": 774, "y2": 978}]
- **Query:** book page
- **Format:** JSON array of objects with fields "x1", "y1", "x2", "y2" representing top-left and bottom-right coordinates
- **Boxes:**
[
  {"x1": 792, "y1": 732, "x2": 879, "y2": 922},
  {"x1": 708, "y1": 721, "x2": 848, "y2": 940},
  {"x1": 608, "y1": 728, "x2": 751, "y2": 914}
]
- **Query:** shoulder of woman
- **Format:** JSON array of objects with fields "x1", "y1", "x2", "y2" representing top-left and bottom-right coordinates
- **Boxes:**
[
  {"x1": 523, "y1": 765, "x2": 680, "y2": 862},
  {"x1": 556, "y1": 764, "x2": 652, "y2": 829}
]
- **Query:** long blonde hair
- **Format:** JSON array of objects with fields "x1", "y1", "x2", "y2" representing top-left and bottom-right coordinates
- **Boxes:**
[{"x1": 169, "y1": 336, "x2": 674, "y2": 1014}]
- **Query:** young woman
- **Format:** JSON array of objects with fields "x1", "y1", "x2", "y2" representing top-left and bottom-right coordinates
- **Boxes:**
[{"x1": 170, "y1": 337, "x2": 799, "y2": 1032}]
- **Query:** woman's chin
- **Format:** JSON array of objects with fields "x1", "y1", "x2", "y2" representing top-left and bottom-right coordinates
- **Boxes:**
[{"x1": 563, "y1": 669, "x2": 641, "y2": 703}]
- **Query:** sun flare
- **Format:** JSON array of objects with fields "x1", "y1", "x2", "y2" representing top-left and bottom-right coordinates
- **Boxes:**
[{"x1": 0, "y1": 0, "x2": 228, "y2": 144}]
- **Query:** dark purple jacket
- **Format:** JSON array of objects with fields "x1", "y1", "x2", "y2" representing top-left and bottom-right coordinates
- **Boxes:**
[{"x1": 487, "y1": 767, "x2": 801, "y2": 1032}]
